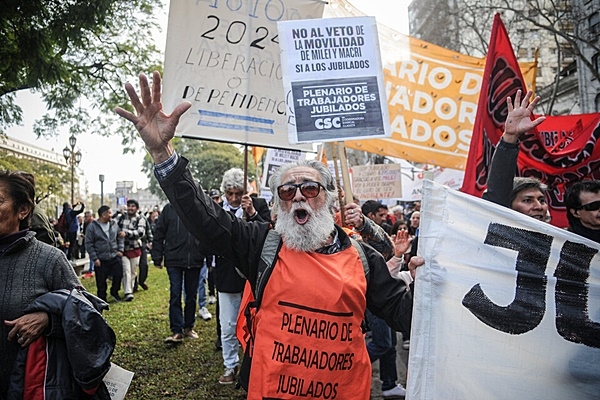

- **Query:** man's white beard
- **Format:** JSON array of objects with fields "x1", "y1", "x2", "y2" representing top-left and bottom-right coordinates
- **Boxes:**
[{"x1": 275, "y1": 202, "x2": 334, "y2": 252}]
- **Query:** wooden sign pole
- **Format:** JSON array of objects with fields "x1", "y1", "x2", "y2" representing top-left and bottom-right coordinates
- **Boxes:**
[
  {"x1": 337, "y1": 143, "x2": 353, "y2": 206},
  {"x1": 331, "y1": 142, "x2": 346, "y2": 226}
]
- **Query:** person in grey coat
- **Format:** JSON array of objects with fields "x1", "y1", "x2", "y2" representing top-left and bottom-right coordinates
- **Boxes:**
[
  {"x1": 0, "y1": 170, "x2": 82, "y2": 398},
  {"x1": 85, "y1": 205, "x2": 124, "y2": 302}
]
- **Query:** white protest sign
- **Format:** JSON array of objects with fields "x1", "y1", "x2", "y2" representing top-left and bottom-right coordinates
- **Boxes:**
[
  {"x1": 408, "y1": 180, "x2": 600, "y2": 399},
  {"x1": 277, "y1": 16, "x2": 390, "y2": 144},
  {"x1": 350, "y1": 164, "x2": 401, "y2": 200},
  {"x1": 261, "y1": 148, "x2": 305, "y2": 188},
  {"x1": 400, "y1": 165, "x2": 464, "y2": 201},
  {"x1": 163, "y1": 0, "x2": 324, "y2": 151},
  {"x1": 103, "y1": 363, "x2": 134, "y2": 400}
]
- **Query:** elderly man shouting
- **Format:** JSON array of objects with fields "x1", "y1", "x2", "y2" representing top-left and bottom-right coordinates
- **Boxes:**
[{"x1": 116, "y1": 71, "x2": 413, "y2": 400}]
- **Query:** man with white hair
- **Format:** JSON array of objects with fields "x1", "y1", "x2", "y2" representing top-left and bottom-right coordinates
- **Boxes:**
[
  {"x1": 211, "y1": 167, "x2": 270, "y2": 384},
  {"x1": 116, "y1": 72, "x2": 414, "y2": 399},
  {"x1": 390, "y1": 205, "x2": 404, "y2": 223}
]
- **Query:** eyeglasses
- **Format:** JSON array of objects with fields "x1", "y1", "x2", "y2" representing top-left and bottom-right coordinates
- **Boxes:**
[
  {"x1": 277, "y1": 181, "x2": 325, "y2": 201},
  {"x1": 576, "y1": 200, "x2": 600, "y2": 212}
]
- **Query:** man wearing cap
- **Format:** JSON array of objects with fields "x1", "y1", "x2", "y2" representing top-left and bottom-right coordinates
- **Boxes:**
[
  {"x1": 209, "y1": 188, "x2": 221, "y2": 202},
  {"x1": 85, "y1": 205, "x2": 124, "y2": 302},
  {"x1": 116, "y1": 199, "x2": 148, "y2": 302}
]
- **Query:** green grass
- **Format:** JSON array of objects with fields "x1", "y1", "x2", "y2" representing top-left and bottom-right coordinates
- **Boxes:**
[{"x1": 81, "y1": 264, "x2": 247, "y2": 399}]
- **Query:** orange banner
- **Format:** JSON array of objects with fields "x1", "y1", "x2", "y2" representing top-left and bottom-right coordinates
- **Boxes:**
[{"x1": 326, "y1": 0, "x2": 536, "y2": 170}]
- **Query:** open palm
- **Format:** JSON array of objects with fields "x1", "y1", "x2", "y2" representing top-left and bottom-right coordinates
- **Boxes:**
[
  {"x1": 115, "y1": 71, "x2": 191, "y2": 162},
  {"x1": 504, "y1": 90, "x2": 546, "y2": 139}
]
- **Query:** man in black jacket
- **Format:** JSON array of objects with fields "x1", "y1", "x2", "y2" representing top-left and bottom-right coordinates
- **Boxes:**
[{"x1": 151, "y1": 203, "x2": 205, "y2": 343}]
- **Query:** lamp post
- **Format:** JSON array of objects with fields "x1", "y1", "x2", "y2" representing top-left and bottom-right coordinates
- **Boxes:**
[
  {"x1": 63, "y1": 135, "x2": 82, "y2": 205},
  {"x1": 99, "y1": 174, "x2": 105, "y2": 206}
]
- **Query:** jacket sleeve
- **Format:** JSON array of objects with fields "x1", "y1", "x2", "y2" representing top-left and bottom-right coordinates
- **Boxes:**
[
  {"x1": 70, "y1": 203, "x2": 84, "y2": 218},
  {"x1": 151, "y1": 206, "x2": 168, "y2": 265},
  {"x1": 144, "y1": 216, "x2": 153, "y2": 243},
  {"x1": 358, "y1": 217, "x2": 394, "y2": 261},
  {"x1": 247, "y1": 197, "x2": 271, "y2": 224},
  {"x1": 85, "y1": 225, "x2": 98, "y2": 262},
  {"x1": 158, "y1": 156, "x2": 270, "y2": 283},
  {"x1": 31, "y1": 206, "x2": 56, "y2": 246},
  {"x1": 116, "y1": 223, "x2": 124, "y2": 253},
  {"x1": 123, "y1": 216, "x2": 146, "y2": 241},
  {"x1": 482, "y1": 138, "x2": 520, "y2": 208},
  {"x1": 363, "y1": 243, "x2": 413, "y2": 334}
]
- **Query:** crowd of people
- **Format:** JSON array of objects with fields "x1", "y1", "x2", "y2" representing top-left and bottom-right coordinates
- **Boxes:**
[{"x1": 1, "y1": 71, "x2": 599, "y2": 399}]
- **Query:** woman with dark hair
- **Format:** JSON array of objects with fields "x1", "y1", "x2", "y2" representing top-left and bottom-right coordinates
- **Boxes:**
[{"x1": 0, "y1": 170, "x2": 87, "y2": 397}]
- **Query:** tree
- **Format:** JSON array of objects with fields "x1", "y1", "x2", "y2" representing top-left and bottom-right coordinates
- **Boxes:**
[
  {"x1": 441, "y1": 0, "x2": 600, "y2": 114},
  {"x1": 0, "y1": 0, "x2": 163, "y2": 151},
  {"x1": 0, "y1": 149, "x2": 71, "y2": 215},
  {"x1": 143, "y1": 139, "x2": 246, "y2": 199}
]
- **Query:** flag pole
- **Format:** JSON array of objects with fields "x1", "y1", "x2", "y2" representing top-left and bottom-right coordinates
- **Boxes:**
[{"x1": 243, "y1": 144, "x2": 249, "y2": 194}]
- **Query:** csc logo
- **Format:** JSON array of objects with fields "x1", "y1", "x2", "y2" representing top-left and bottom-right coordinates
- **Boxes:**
[{"x1": 315, "y1": 117, "x2": 341, "y2": 130}]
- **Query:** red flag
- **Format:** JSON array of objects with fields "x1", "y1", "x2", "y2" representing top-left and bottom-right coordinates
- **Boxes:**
[
  {"x1": 519, "y1": 113, "x2": 600, "y2": 228},
  {"x1": 461, "y1": 13, "x2": 527, "y2": 197},
  {"x1": 461, "y1": 14, "x2": 600, "y2": 228}
]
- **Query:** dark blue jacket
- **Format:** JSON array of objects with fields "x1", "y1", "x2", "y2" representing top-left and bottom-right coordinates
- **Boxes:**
[
  {"x1": 151, "y1": 203, "x2": 206, "y2": 268},
  {"x1": 7, "y1": 288, "x2": 115, "y2": 400}
]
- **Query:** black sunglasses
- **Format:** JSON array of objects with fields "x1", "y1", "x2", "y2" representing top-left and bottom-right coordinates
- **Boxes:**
[
  {"x1": 576, "y1": 200, "x2": 600, "y2": 211},
  {"x1": 277, "y1": 181, "x2": 325, "y2": 201}
]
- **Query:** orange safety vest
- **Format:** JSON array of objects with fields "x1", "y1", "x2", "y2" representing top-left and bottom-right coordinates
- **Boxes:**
[{"x1": 246, "y1": 244, "x2": 371, "y2": 400}]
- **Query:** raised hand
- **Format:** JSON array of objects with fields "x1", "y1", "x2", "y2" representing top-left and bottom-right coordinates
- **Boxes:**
[
  {"x1": 392, "y1": 229, "x2": 412, "y2": 257},
  {"x1": 114, "y1": 71, "x2": 192, "y2": 163},
  {"x1": 503, "y1": 89, "x2": 546, "y2": 143}
]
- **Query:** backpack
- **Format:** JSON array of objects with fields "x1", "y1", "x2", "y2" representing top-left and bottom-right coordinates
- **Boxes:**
[
  {"x1": 57, "y1": 212, "x2": 70, "y2": 235},
  {"x1": 236, "y1": 229, "x2": 370, "y2": 391}
]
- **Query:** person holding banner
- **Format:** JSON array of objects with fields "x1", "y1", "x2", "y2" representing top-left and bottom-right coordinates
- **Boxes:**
[
  {"x1": 115, "y1": 71, "x2": 414, "y2": 400},
  {"x1": 482, "y1": 90, "x2": 548, "y2": 219}
]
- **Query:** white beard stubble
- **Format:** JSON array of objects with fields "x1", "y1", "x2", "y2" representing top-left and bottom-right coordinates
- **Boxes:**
[{"x1": 274, "y1": 202, "x2": 334, "y2": 252}]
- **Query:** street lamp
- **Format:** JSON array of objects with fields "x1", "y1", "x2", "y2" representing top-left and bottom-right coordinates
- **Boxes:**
[
  {"x1": 99, "y1": 174, "x2": 105, "y2": 205},
  {"x1": 63, "y1": 134, "x2": 82, "y2": 205}
]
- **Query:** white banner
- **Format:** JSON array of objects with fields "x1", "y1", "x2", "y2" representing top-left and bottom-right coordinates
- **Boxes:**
[
  {"x1": 278, "y1": 16, "x2": 390, "y2": 144},
  {"x1": 163, "y1": 0, "x2": 324, "y2": 151},
  {"x1": 409, "y1": 180, "x2": 600, "y2": 399}
]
